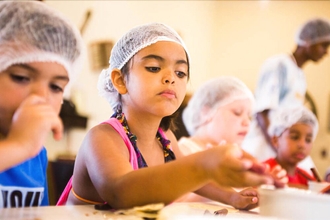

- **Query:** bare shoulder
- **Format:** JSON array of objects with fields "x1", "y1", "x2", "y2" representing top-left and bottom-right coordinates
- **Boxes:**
[
  {"x1": 71, "y1": 123, "x2": 132, "y2": 204},
  {"x1": 74, "y1": 123, "x2": 133, "y2": 178},
  {"x1": 81, "y1": 123, "x2": 129, "y2": 157}
]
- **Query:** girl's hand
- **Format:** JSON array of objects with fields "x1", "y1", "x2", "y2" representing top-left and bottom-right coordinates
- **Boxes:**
[
  {"x1": 230, "y1": 187, "x2": 258, "y2": 210},
  {"x1": 267, "y1": 164, "x2": 288, "y2": 188},
  {"x1": 202, "y1": 144, "x2": 273, "y2": 188}
]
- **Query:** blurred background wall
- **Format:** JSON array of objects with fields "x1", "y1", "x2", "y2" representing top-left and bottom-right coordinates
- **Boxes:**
[{"x1": 44, "y1": 1, "x2": 330, "y2": 176}]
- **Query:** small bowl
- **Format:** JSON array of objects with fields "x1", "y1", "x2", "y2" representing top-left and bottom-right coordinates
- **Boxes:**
[
  {"x1": 258, "y1": 185, "x2": 330, "y2": 220},
  {"x1": 308, "y1": 181, "x2": 330, "y2": 193}
]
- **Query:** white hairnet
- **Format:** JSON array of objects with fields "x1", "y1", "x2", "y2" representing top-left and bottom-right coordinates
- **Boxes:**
[
  {"x1": 182, "y1": 76, "x2": 254, "y2": 136},
  {"x1": 268, "y1": 106, "x2": 318, "y2": 140},
  {"x1": 97, "y1": 22, "x2": 189, "y2": 110},
  {"x1": 295, "y1": 18, "x2": 330, "y2": 47},
  {"x1": 0, "y1": 1, "x2": 84, "y2": 84}
]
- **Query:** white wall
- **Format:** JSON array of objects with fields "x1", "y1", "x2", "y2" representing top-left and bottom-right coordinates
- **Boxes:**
[{"x1": 45, "y1": 1, "x2": 330, "y2": 176}]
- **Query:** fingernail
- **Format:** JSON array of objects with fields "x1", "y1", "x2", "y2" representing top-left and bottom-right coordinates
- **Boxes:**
[
  {"x1": 218, "y1": 140, "x2": 226, "y2": 145},
  {"x1": 242, "y1": 160, "x2": 253, "y2": 169}
]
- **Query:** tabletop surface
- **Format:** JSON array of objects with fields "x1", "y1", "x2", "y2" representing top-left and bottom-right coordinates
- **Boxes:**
[{"x1": 0, "y1": 202, "x2": 276, "y2": 220}]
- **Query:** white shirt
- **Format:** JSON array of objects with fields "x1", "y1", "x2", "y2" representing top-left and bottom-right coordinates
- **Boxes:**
[{"x1": 242, "y1": 54, "x2": 315, "y2": 173}]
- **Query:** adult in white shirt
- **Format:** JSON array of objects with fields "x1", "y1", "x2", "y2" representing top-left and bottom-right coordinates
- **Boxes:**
[{"x1": 242, "y1": 18, "x2": 330, "y2": 174}]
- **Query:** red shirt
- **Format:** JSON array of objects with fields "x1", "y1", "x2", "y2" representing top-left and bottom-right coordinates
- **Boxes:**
[{"x1": 263, "y1": 158, "x2": 315, "y2": 186}]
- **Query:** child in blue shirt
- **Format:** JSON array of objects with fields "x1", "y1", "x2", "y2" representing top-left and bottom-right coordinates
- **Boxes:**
[{"x1": 0, "y1": 1, "x2": 84, "y2": 208}]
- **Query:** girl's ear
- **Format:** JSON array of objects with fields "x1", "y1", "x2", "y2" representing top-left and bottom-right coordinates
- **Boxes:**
[{"x1": 111, "y1": 69, "x2": 127, "y2": 94}]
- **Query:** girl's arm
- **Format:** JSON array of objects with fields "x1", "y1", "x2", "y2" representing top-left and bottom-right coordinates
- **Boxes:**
[
  {"x1": 172, "y1": 132, "x2": 259, "y2": 210},
  {"x1": 75, "y1": 126, "x2": 272, "y2": 209},
  {"x1": 194, "y1": 184, "x2": 259, "y2": 210}
]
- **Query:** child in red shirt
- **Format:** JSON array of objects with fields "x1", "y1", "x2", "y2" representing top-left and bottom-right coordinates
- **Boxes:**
[{"x1": 263, "y1": 106, "x2": 318, "y2": 189}]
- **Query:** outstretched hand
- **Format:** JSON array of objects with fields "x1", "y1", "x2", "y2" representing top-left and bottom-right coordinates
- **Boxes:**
[
  {"x1": 202, "y1": 143, "x2": 274, "y2": 188},
  {"x1": 226, "y1": 146, "x2": 288, "y2": 188}
]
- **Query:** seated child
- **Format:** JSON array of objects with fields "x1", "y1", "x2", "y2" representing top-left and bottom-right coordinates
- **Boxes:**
[
  {"x1": 180, "y1": 76, "x2": 254, "y2": 151},
  {"x1": 177, "y1": 76, "x2": 285, "y2": 210},
  {"x1": 0, "y1": 1, "x2": 84, "y2": 207},
  {"x1": 264, "y1": 106, "x2": 318, "y2": 189},
  {"x1": 57, "y1": 22, "x2": 283, "y2": 209}
]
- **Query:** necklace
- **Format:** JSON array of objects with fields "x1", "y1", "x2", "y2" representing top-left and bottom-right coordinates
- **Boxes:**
[{"x1": 113, "y1": 110, "x2": 175, "y2": 168}]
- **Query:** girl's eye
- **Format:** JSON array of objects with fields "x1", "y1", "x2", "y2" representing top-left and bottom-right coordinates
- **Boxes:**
[
  {"x1": 233, "y1": 110, "x2": 242, "y2": 116},
  {"x1": 289, "y1": 135, "x2": 299, "y2": 141},
  {"x1": 50, "y1": 83, "x2": 64, "y2": 93},
  {"x1": 146, "y1": 67, "x2": 160, "y2": 72},
  {"x1": 10, "y1": 74, "x2": 30, "y2": 83},
  {"x1": 305, "y1": 137, "x2": 312, "y2": 144},
  {"x1": 175, "y1": 71, "x2": 187, "y2": 79}
]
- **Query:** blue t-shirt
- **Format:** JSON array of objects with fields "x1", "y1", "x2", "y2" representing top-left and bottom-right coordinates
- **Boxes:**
[{"x1": 0, "y1": 147, "x2": 49, "y2": 208}]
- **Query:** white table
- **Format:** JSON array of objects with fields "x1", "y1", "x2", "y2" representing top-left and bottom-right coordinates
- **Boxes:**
[
  {"x1": 0, "y1": 202, "x2": 274, "y2": 220},
  {"x1": 0, "y1": 205, "x2": 137, "y2": 220},
  {"x1": 158, "y1": 202, "x2": 277, "y2": 220}
]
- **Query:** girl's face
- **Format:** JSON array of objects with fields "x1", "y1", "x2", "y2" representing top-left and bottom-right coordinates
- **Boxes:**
[
  {"x1": 273, "y1": 123, "x2": 313, "y2": 166},
  {"x1": 0, "y1": 62, "x2": 69, "y2": 135},
  {"x1": 122, "y1": 41, "x2": 188, "y2": 117},
  {"x1": 205, "y1": 98, "x2": 252, "y2": 146}
]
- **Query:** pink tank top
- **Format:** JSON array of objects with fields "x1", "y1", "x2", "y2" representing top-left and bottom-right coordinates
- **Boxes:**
[{"x1": 56, "y1": 118, "x2": 140, "y2": 205}]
